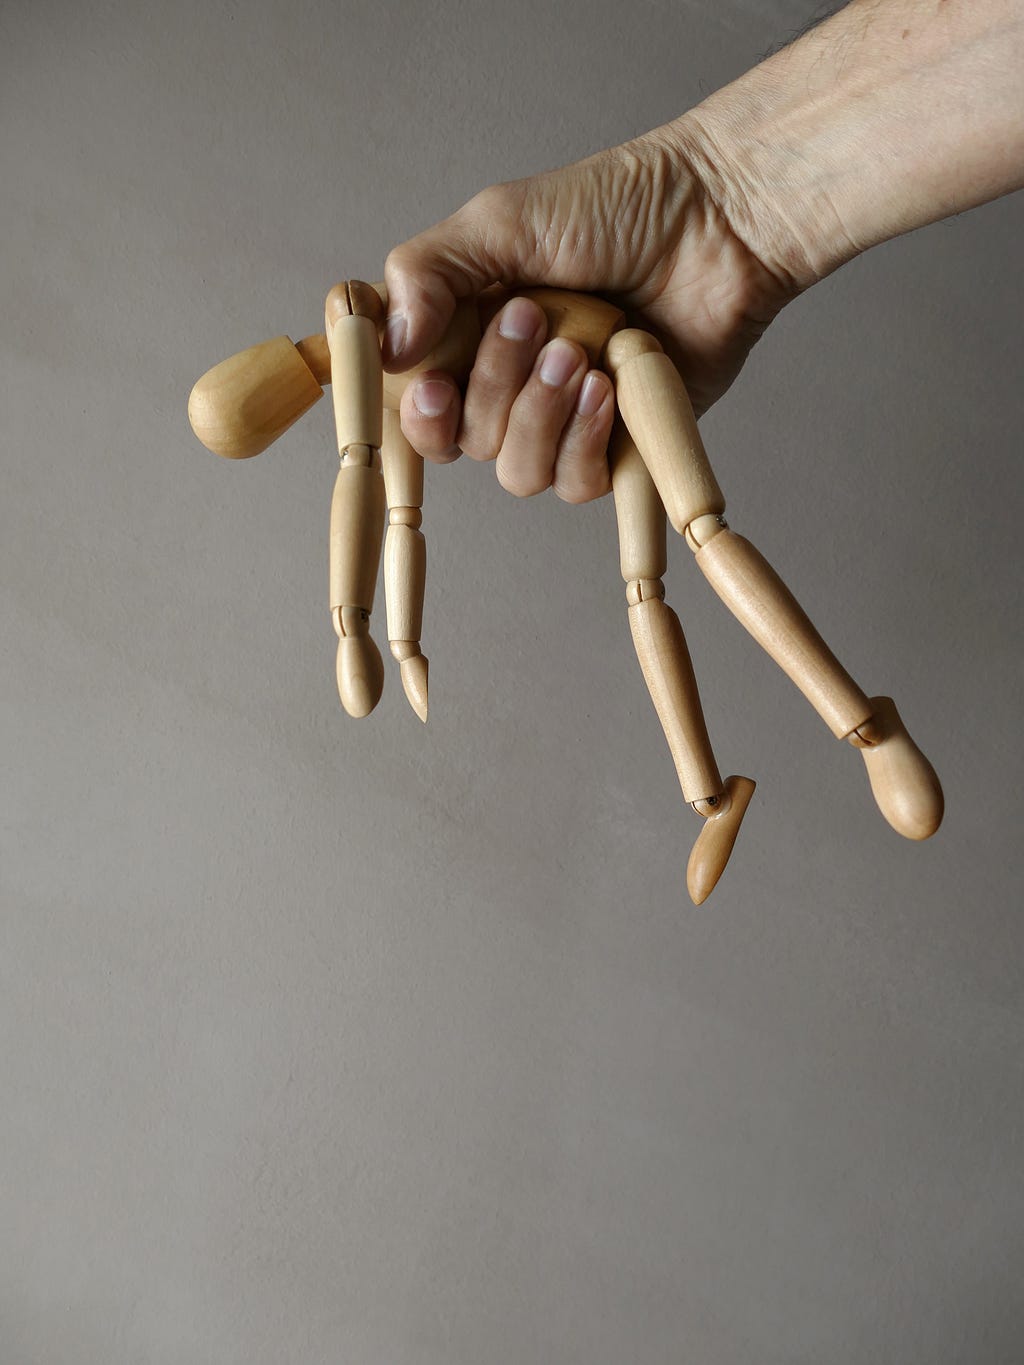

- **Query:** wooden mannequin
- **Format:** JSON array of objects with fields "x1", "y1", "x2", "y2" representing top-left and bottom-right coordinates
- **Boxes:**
[{"x1": 189, "y1": 281, "x2": 943, "y2": 903}]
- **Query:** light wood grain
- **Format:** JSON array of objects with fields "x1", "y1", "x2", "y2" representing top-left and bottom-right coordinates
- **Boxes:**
[
  {"x1": 849, "y1": 696, "x2": 944, "y2": 839},
  {"x1": 609, "y1": 420, "x2": 666, "y2": 583},
  {"x1": 381, "y1": 407, "x2": 429, "y2": 721},
  {"x1": 328, "y1": 314, "x2": 383, "y2": 455},
  {"x1": 329, "y1": 465, "x2": 385, "y2": 617},
  {"x1": 627, "y1": 597, "x2": 724, "y2": 803},
  {"x1": 611, "y1": 421, "x2": 724, "y2": 802},
  {"x1": 187, "y1": 286, "x2": 942, "y2": 883},
  {"x1": 334, "y1": 605, "x2": 385, "y2": 719},
  {"x1": 605, "y1": 330, "x2": 725, "y2": 535},
  {"x1": 381, "y1": 406, "x2": 424, "y2": 510},
  {"x1": 188, "y1": 336, "x2": 323, "y2": 459},
  {"x1": 696, "y1": 528, "x2": 872, "y2": 738},
  {"x1": 686, "y1": 776, "x2": 756, "y2": 906},
  {"x1": 520, "y1": 287, "x2": 624, "y2": 367}
]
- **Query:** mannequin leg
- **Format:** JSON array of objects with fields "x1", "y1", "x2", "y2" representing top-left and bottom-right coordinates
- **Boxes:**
[
  {"x1": 610, "y1": 421, "x2": 755, "y2": 904},
  {"x1": 605, "y1": 329, "x2": 943, "y2": 841},
  {"x1": 326, "y1": 287, "x2": 387, "y2": 716},
  {"x1": 381, "y1": 408, "x2": 429, "y2": 721}
]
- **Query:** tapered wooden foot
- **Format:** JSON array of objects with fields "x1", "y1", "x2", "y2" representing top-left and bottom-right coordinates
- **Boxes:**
[
  {"x1": 609, "y1": 421, "x2": 752, "y2": 901},
  {"x1": 687, "y1": 775, "x2": 757, "y2": 905},
  {"x1": 393, "y1": 645, "x2": 429, "y2": 723},
  {"x1": 849, "y1": 697, "x2": 943, "y2": 839}
]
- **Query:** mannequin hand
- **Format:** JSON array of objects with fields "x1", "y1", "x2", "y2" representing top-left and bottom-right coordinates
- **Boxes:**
[{"x1": 384, "y1": 121, "x2": 797, "y2": 503}]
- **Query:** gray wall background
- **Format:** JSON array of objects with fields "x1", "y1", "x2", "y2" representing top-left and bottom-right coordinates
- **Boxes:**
[{"x1": 2, "y1": 1, "x2": 1022, "y2": 1362}]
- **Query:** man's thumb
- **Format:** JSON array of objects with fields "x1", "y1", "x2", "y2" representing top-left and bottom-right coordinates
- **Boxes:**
[{"x1": 382, "y1": 188, "x2": 524, "y2": 371}]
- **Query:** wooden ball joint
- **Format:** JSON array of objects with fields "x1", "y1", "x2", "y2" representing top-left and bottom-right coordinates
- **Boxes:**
[{"x1": 188, "y1": 280, "x2": 943, "y2": 904}]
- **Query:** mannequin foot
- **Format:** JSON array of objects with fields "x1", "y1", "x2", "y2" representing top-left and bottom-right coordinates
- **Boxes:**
[
  {"x1": 336, "y1": 625, "x2": 385, "y2": 717},
  {"x1": 849, "y1": 696, "x2": 943, "y2": 840},
  {"x1": 687, "y1": 775, "x2": 756, "y2": 905},
  {"x1": 398, "y1": 651, "x2": 429, "y2": 723}
]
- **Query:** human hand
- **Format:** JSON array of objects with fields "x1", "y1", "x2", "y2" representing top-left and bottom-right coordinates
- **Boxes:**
[
  {"x1": 383, "y1": 122, "x2": 798, "y2": 503},
  {"x1": 384, "y1": 0, "x2": 1024, "y2": 505}
]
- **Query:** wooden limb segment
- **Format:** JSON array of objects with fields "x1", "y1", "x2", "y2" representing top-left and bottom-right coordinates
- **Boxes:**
[
  {"x1": 326, "y1": 284, "x2": 388, "y2": 718},
  {"x1": 610, "y1": 423, "x2": 754, "y2": 902},
  {"x1": 695, "y1": 528, "x2": 873, "y2": 739},
  {"x1": 330, "y1": 461, "x2": 386, "y2": 716},
  {"x1": 604, "y1": 330, "x2": 725, "y2": 535},
  {"x1": 381, "y1": 408, "x2": 429, "y2": 722},
  {"x1": 611, "y1": 424, "x2": 723, "y2": 802},
  {"x1": 627, "y1": 594, "x2": 724, "y2": 804},
  {"x1": 327, "y1": 313, "x2": 384, "y2": 457}
]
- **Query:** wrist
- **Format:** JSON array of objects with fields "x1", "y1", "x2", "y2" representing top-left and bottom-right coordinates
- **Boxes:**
[
  {"x1": 662, "y1": 0, "x2": 1024, "y2": 296},
  {"x1": 661, "y1": 81, "x2": 861, "y2": 298}
]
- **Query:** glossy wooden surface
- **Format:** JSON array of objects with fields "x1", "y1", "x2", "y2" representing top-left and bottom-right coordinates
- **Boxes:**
[
  {"x1": 850, "y1": 696, "x2": 944, "y2": 840},
  {"x1": 188, "y1": 335, "x2": 323, "y2": 459},
  {"x1": 695, "y1": 528, "x2": 873, "y2": 739},
  {"x1": 605, "y1": 329, "x2": 725, "y2": 534}
]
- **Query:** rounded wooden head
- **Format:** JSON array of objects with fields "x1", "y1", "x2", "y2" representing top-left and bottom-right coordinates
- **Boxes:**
[{"x1": 188, "y1": 336, "x2": 325, "y2": 458}]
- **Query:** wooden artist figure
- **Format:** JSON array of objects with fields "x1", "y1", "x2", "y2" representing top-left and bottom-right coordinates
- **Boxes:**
[{"x1": 189, "y1": 279, "x2": 943, "y2": 904}]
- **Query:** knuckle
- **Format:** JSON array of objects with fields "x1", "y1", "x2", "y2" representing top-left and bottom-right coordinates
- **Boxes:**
[
  {"x1": 384, "y1": 239, "x2": 417, "y2": 278},
  {"x1": 465, "y1": 181, "x2": 518, "y2": 224}
]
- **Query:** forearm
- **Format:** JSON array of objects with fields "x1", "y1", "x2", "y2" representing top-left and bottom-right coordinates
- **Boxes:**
[{"x1": 671, "y1": 0, "x2": 1024, "y2": 289}]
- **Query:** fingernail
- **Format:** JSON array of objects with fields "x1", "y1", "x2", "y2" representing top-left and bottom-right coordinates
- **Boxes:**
[
  {"x1": 413, "y1": 379, "x2": 453, "y2": 417},
  {"x1": 538, "y1": 339, "x2": 579, "y2": 388},
  {"x1": 576, "y1": 372, "x2": 605, "y2": 417},
  {"x1": 498, "y1": 297, "x2": 540, "y2": 341},
  {"x1": 385, "y1": 313, "x2": 407, "y2": 362}
]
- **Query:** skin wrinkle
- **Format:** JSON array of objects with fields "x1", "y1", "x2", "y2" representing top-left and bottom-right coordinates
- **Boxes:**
[
  {"x1": 386, "y1": 0, "x2": 1023, "y2": 501},
  {"x1": 665, "y1": 113, "x2": 808, "y2": 298},
  {"x1": 691, "y1": 0, "x2": 1024, "y2": 285}
]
